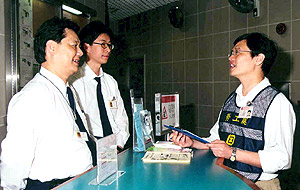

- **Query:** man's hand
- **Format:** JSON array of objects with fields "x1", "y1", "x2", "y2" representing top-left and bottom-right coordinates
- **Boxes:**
[
  {"x1": 117, "y1": 146, "x2": 123, "y2": 154},
  {"x1": 169, "y1": 131, "x2": 194, "y2": 148},
  {"x1": 207, "y1": 140, "x2": 233, "y2": 159}
]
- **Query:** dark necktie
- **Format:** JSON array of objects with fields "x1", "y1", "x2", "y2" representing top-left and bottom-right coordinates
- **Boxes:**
[
  {"x1": 66, "y1": 87, "x2": 97, "y2": 166},
  {"x1": 94, "y1": 77, "x2": 113, "y2": 137}
]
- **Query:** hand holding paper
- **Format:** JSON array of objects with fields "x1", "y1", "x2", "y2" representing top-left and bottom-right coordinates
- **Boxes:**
[
  {"x1": 165, "y1": 125, "x2": 210, "y2": 144},
  {"x1": 169, "y1": 132, "x2": 194, "y2": 148}
]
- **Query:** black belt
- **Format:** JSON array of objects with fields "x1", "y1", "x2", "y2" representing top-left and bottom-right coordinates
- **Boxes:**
[{"x1": 25, "y1": 177, "x2": 72, "y2": 190}]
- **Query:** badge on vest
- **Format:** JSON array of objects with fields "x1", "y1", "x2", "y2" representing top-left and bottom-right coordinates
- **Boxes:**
[
  {"x1": 226, "y1": 134, "x2": 235, "y2": 145},
  {"x1": 109, "y1": 96, "x2": 117, "y2": 109},
  {"x1": 238, "y1": 105, "x2": 253, "y2": 118}
]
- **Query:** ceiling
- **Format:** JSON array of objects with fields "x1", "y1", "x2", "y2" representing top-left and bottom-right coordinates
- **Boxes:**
[{"x1": 107, "y1": 0, "x2": 180, "y2": 21}]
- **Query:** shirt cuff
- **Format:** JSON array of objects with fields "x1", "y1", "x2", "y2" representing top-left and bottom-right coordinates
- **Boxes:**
[{"x1": 258, "y1": 149, "x2": 290, "y2": 173}]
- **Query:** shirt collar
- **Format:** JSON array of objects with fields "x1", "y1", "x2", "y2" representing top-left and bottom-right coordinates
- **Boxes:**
[
  {"x1": 82, "y1": 62, "x2": 104, "y2": 81},
  {"x1": 40, "y1": 66, "x2": 68, "y2": 95},
  {"x1": 235, "y1": 77, "x2": 271, "y2": 105}
]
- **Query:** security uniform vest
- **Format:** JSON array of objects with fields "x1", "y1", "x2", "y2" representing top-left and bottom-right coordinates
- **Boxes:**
[{"x1": 218, "y1": 85, "x2": 279, "y2": 182}]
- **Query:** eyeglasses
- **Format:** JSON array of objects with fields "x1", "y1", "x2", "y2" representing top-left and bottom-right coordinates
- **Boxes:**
[
  {"x1": 228, "y1": 49, "x2": 252, "y2": 57},
  {"x1": 93, "y1": 42, "x2": 114, "y2": 50}
]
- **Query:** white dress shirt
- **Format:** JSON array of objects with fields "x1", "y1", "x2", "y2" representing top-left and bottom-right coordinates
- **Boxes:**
[
  {"x1": 205, "y1": 77, "x2": 296, "y2": 181},
  {"x1": 69, "y1": 63, "x2": 129, "y2": 148},
  {"x1": 0, "y1": 67, "x2": 93, "y2": 190}
]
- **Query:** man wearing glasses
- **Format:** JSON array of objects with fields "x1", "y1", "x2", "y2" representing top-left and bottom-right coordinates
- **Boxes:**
[
  {"x1": 69, "y1": 21, "x2": 129, "y2": 153},
  {"x1": 170, "y1": 32, "x2": 295, "y2": 190}
]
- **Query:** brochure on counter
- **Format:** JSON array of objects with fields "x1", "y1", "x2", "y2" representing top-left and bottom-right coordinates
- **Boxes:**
[
  {"x1": 142, "y1": 151, "x2": 192, "y2": 163},
  {"x1": 142, "y1": 143, "x2": 193, "y2": 163},
  {"x1": 164, "y1": 125, "x2": 210, "y2": 144},
  {"x1": 153, "y1": 141, "x2": 182, "y2": 149}
]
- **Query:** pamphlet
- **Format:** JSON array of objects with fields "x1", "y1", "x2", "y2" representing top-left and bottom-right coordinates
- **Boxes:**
[
  {"x1": 153, "y1": 141, "x2": 182, "y2": 149},
  {"x1": 142, "y1": 145, "x2": 192, "y2": 163},
  {"x1": 142, "y1": 151, "x2": 192, "y2": 163},
  {"x1": 142, "y1": 143, "x2": 193, "y2": 163},
  {"x1": 164, "y1": 125, "x2": 210, "y2": 144}
]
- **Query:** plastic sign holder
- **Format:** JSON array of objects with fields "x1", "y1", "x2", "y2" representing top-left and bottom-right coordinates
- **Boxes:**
[
  {"x1": 89, "y1": 134, "x2": 125, "y2": 186},
  {"x1": 139, "y1": 110, "x2": 155, "y2": 150},
  {"x1": 130, "y1": 89, "x2": 154, "y2": 152},
  {"x1": 155, "y1": 92, "x2": 180, "y2": 136},
  {"x1": 132, "y1": 97, "x2": 144, "y2": 152}
]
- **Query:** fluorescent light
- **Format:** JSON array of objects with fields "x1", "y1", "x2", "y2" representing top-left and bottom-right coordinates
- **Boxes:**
[{"x1": 62, "y1": 4, "x2": 82, "y2": 15}]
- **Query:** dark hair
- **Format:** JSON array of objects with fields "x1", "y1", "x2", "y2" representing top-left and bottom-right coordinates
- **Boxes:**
[
  {"x1": 34, "y1": 17, "x2": 80, "y2": 64},
  {"x1": 233, "y1": 32, "x2": 278, "y2": 76},
  {"x1": 79, "y1": 21, "x2": 114, "y2": 59}
]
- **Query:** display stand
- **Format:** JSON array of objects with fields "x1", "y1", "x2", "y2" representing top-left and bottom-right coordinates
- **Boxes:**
[
  {"x1": 139, "y1": 110, "x2": 154, "y2": 149},
  {"x1": 131, "y1": 89, "x2": 154, "y2": 152},
  {"x1": 89, "y1": 134, "x2": 125, "y2": 186},
  {"x1": 155, "y1": 93, "x2": 180, "y2": 137}
]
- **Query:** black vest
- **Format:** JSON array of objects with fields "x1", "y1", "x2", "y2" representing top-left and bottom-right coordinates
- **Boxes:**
[{"x1": 219, "y1": 85, "x2": 279, "y2": 182}]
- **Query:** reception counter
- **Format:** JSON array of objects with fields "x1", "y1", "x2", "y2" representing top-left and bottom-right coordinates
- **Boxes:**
[{"x1": 55, "y1": 149, "x2": 259, "y2": 190}]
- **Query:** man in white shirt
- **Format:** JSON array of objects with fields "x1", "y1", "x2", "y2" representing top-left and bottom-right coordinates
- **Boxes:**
[
  {"x1": 0, "y1": 17, "x2": 95, "y2": 190},
  {"x1": 170, "y1": 32, "x2": 296, "y2": 190},
  {"x1": 69, "y1": 21, "x2": 129, "y2": 152}
]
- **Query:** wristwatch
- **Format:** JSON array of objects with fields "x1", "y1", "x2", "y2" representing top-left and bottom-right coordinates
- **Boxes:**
[{"x1": 229, "y1": 147, "x2": 237, "y2": 162}]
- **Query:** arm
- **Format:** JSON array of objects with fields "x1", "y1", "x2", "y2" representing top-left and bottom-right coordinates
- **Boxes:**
[
  {"x1": 208, "y1": 140, "x2": 261, "y2": 168},
  {"x1": 258, "y1": 94, "x2": 295, "y2": 173},
  {"x1": 0, "y1": 93, "x2": 41, "y2": 189},
  {"x1": 112, "y1": 83, "x2": 129, "y2": 148}
]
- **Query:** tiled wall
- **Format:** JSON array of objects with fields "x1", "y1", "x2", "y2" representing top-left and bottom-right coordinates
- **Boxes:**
[
  {"x1": 109, "y1": 0, "x2": 300, "y2": 188},
  {"x1": 110, "y1": 0, "x2": 300, "y2": 136},
  {"x1": 75, "y1": 0, "x2": 105, "y2": 22}
]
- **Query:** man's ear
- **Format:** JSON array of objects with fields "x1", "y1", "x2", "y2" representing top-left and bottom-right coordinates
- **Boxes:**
[
  {"x1": 84, "y1": 43, "x2": 90, "y2": 53},
  {"x1": 255, "y1": 53, "x2": 265, "y2": 66},
  {"x1": 45, "y1": 40, "x2": 57, "y2": 55}
]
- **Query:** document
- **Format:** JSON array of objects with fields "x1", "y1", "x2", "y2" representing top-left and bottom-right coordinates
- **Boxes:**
[
  {"x1": 142, "y1": 151, "x2": 191, "y2": 163},
  {"x1": 154, "y1": 141, "x2": 182, "y2": 149},
  {"x1": 164, "y1": 125, "x2": 210, "y2": 144}
]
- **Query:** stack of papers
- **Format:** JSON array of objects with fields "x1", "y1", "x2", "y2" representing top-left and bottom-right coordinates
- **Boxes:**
[
  {"x1": 142, "y1": 151, "x2": 192, "y2": 163},
  {"x1": 142, "y1": 142, "x2": 193, "y2": 163},
  {"x1": 153, "y1": 141, "x2": 182, "y2": 149}
]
